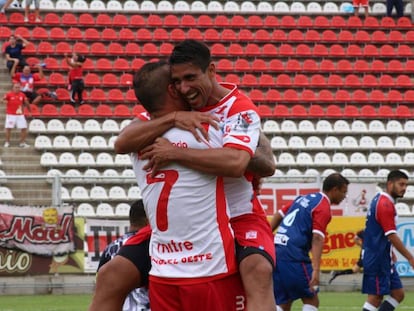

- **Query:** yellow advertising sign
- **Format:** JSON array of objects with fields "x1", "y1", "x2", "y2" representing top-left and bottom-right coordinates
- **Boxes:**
[{"x1": 321, "y1": 216, "x2": 365, "y2": 271}]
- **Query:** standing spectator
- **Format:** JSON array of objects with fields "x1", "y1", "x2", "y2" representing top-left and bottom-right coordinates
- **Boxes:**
[
  {"x1": 4, "y1": 34, "x2": 30, "y2": 75},
  {"x1": 270, "y1": 173, "x2": 349, "y2": 311},
  {"x1": 12, "y1": 64, "x2": 44, "y2": 105},
  {"x1": 0, "y1": 0, "x2": 15, "y2": 14},
  {"x1": 361, "y1": 170, "x2": 414, "y2": 311},
  {"x1": 386, "y1": 0, "x2": 404, "y2": 18},
  {"x1": 329, "y1": 229, "x2": 364, "y2": 284},
  {"x1": 65, "y1": 52, "x2": 85, "y2": 105},
  {"x1": 353, "y1": 0, "x2": 369, "y2": 18},
  {"x1": 96, "y1": 200, "x2": 150, "y2": 311},
  {"x1": 24, "y1": 0, "x2": 40, "y2": 22},
  {"x1": 2, "y1": 82, "x2": 31, "y2": 148}
]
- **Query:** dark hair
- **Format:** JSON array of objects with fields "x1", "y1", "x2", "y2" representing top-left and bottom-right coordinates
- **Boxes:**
[
  {"x1": 77, "y1": 55, "x2": 86, "y2": 63},
  {"x1": 129, "y1": 199, "x2": 147, "y2": 227},
  {"x1": 322, "y1": 173, "x2": 350, "y2": 192},
  {"x1": 169, "y1": 39, "x2": 211, "y2": 72},
  {"x1": 387, "y1": 170, "x2": 408, "y2": 182},
  {"x1": 133, "y1": 60, "x2": 170, "y2": 113}
]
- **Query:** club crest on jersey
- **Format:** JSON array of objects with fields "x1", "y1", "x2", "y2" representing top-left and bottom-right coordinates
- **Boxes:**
[
  {"x1": 245, "y1": 230, "x2": 257, "y2": 239},
  {"x1": 274, "y1": 233, "x2": 289, "y2": 246}
]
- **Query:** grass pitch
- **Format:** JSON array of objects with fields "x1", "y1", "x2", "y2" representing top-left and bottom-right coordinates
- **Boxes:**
[{"x1": 0, "y1": 292, "x2": 413, "y2": 310}]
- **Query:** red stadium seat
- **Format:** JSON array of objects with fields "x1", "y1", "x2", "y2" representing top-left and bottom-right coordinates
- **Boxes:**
[
  {"x1": 9, "y1": 12, "x2": 24, "y2": 25},
  {"x1": 364, "y1": 16, "x2": 379, "y2": 27},
  {"x1": 327, "y1": 74, "x2": 343, "y2": 86},
  {"x1": 280, "y1": 15, "x2": 296, "y2": 27},
  {"x1": 313, "y1": 44, "x2": 328, "y2": 56},
  {"x1": 377, "y1": 105, "x2": 394, "y2": 117},
  {"x1": 221, "y1": 29, "x2": 237, "y2": 41},
  {"x1": 283, "y1": 89, "x2": 299, "y2": 102},
  {"x1": 120, "y1": 73, "x2": 133, "y2": 86},
  {"x1": 234, "y1": 59, "x2": 250, "y2": 71},
  {"x1": 398, "y1": 44, "x2": 412, "y2": 56},
  {"x1": 160, "y1": 42, "x2": 174, "y2": 55},
  {"x1": 296, "y1": 44, "x2": 311, "y2": 56},
  {"x1": 125, "y1": 43, "x2": 141, "y2": 55},
  {"x1": 397, "y1": 16, "x2": 412, "y2": 27},
  {"x1": 0, "y1": 26, "x2": 12, "y2": 39},
  {"x1": 370, "y1": 90, "x2": 386, "y2": 102},
  {"x1": 262, "y1": 43, "x2": 278, "y2": 56},
  {"x1": 170, "y1": 29, "x2": 186, "y2": 41},
  {"x1": 187, "y1": 29, "x2": 203, "y2": 40},
  {"x1": 245, "y1": 43, "x2": 261, "y2": 56},
  {"x1": 285, "y1": 59, "x2": 301, "y2": 71},
  {"x1": 395, "y1": 105, "x2": 412, "y2": 117},
  {"x1": 85, "y1": 73, "x2": 101, "y2": 86},
  {"x1": 230, "y1": 15, "x2": 246, "y2": 27},
  {"x1": 371, "y1": 60, "x2": 386, "y2": 72},
  {"x1": 126, "y1": 89, "x2": 137, "y2": 102},
  {"x1": 381, "y1": 17, "x2": 396, "y2": 27},
  {"x1": 78, "y1": 13, "x2": 95, "y2": 26},
  {"x1": 247, "y1": 15, "x2": 263, "y2": 27},
  {"x1": 362, "y1": 74, "x2": 377, "y2": 86},
  {"x1": 388, "y1": 59, "x2": 403, "y2": 72},
  {"x1": 293, "y1": 74, "x2": 309, "y2": 86},
  {"x1": 114, "y1": 104, "x2": 132, "y2": 117},
  {"x1": 406, "y1": 30, "x2": 414, "y2": 42},
  {"x1": 60, "y1": 104, "x2": 77, "y2": 117},
  {"x1": 32, "y1": 26, "x2": 48, "y2": 39},
  {"x1": 43, "y1": 57, "x2": 60, "y2": 70},
  {"x1": 287, "y1": 29, "x2": 303, "y2": 41},
  {"x1": 291, "y1": 104, "x2": 307, "y2": 117},
  {"x1": 61, "y1": 13, "x2": 77, "y2": 25},
  {"x1": 211, "y1": 43, "x2": 227, "y2": 56},
  {"x1": 354, "y1": 30, "x2": 370, "y2": 42},
  {"x1": 44, "y1": 13, "x2": 60, "y2": 25},
  {"x1": 108, "y1": 42, "x2": 124, "y2": 55},
  {"x1": 181, "y1": 14, "x2": 196, "y2": 27},
  {"x1": 266, "y1": 90, "x2": 282, "y2": 102},
  {"x1": 361, "y1": 105, "x2": 378, "y2": 117},
  {"x1": 147, "y1": 14, "x2": 163, "y2": 26},
  {"x1": 264, "y1": 16, "x2": 278, "y2": 27},
  {"x1": 379, "y1": 74, "x2": 395, "y2": 87},
  {"x1": 142, "y1": 43, "x2": 159, "y2": 55},
  {"x1": 74, "y1": 42, "x2": 89, "y2": 54},
  {"x1": 325, "y1": 104, "x2": 342, "y2": 117},
  {"x1": 338, "y1": 30, "x2": 353, "y2": 42},
  {"x1": 96, "y1": 58, "x2": 113, "y2": 70},
  {"x1": 41, "y1": 104, "x2": 59, "y2": 117},
  {"x1": 388, "y1": 30, "x2": 404, "y2": 42},
  {"x1": 347, "y1": 44, "x2": 362, "y2": 56},
  {"x1": 224, "y1": 74, "x2": 240, "y2": 84},
  {"x1": 132, "y1": 105, "x2": 146, "y2": 117},
  {"x1": 49, "y1": 73, "x2": 66, "y2": 86},
  {"x1": 344, "y1": 105, "x2": 359, "y2": 117},
  {"x1": 96, "y1": 13, "x2": 112, "y2": 26},
  {"x1": 37, "y1": 42, "x2": 54, "y2": 54},
  {"x1": 337, "y1": 59, "x2": 353, "y2": 72},
  {"x1": 354, "y1": 60, "x2": 370, "y2": 72},
  {"x1": 403, "y1": 90, "x2": 414, "y2": 103},
  {"x1": 347, "y1": 16, "x2": 362, "y2": 27},
  {"x1": 272, "y1": 29, "x2": 287, "y2": 41},
  {"x1": 95, "y1": 104, "x2": 113, "y2": 117},
  {"x1": 216, "y1": 59, "x2": 233, "y2": 71},
  {"x1": 334, "y1": 90, "x2": 351, "y2": 102},
  {"x1": 241, "y1": 74, "x2": 258, "y2": 86},
  {"x1": 259, "y1": 74, "x2": 274, "y2": 86},
  {"x1": 380, "y1": 44, "x2": 395, "y2": 57},
  {"x1": 91, "y1": 42, "x2": 108, "y2": 55},
  {"x1": 113, "y1": 58, "x2": 130, "y2": 70},
  {"x1": 55, "y1": 88, "x2": 70, "y2": 101},
  {"x1": 228, "y1": 43, "x2": 244, "y2": 55},
  {"x1": 310, "y1": 74, "x2": 326, "y2": 86},
  {"x1": 85, "y1": 28, "x2": 101, "y2": 40},
  {"x1": 304, "y1": 30, "x2": 320, "y2": 42},
  {"x1": 269, "y1": 59, "x2": 284, "y2": 71},
  {"x1": 276, "y1": 74, "x2": 291, "y2": 86},
  {"x1": 78, "y1": 104, "x2": 95, "y2": 117},
  {"x1": 25, "y1": 104, "x2": 40, "y2": 117},
  {"x1": 345, "y1": 74, "x2": 360, "y2": 86},
  {"x1": 164, "y1": 14, "x2": 179, "y2": 26},
  {"x1": 67, "y1": 27, "x2": 83, "y2": 40},
  {"x1": 113, "y1": 14, "x2": 129, "y2": 26},
  {"x1": 153, "y1": 28, "x2": 169, "y2": 40},
  {"x1": 89, "y1": 89, "x2": 107, "y2": 101},
  {"x1": 352, "y1": 89, "x2": 369, "y2": 102},
  {"x1": 102, "y1": 73, "x2": 119, "y2": 86},
  {"x1": 309, "y1": 105, "x2": 325, "y2": 117},
  {"x1": 363, "y1": 44, "x2": 379, "y2": 56},
  {"x1": 301, "y1": 90, "x2": 317, "y2": 102},
  {"x1": 257, "y1": 105, "x2": 273, "y2": 117},
  {"x1": 331, "y1": 16, "x2": 346, "y2": 27},
  {"x1": 273, "y1": 104, "x2": 289, "y2": 117},
  {"x1": 198, "y1": 14, "x2": 213, "y2": 26},
  {"x1": 279, "y1": 44, "x2": 294, "y2": 56},
  {"x1": 204, "y1": 28, "x2": 220, "y2": 41},
  {"x1": 251, "y1": 59, "x2": 267, "y2": 71},
  {"x1": 127, "y1": 14, "x2": 144, "y2": 27},
  {"x1": 396, "y1": 74, "x2": 411, "y2": 87},
  {"x1": 314, "y1": 16, "x2": 330, "y2": 28},
  {"x1": 371, "y1": 30, "x2": 387, "y2": 43},
  {"x1": 102, "y1": 28, "x2": 117, "y2": 40},
  {"x1": 249, "y1": 89, "x2": 264, "y2": 101},
  {"x1": 303, "y1": 59, "x2": 318, "y2": 72},
  {"x1": 320, "y1": 59, "x2": 336, "y2": 72},
  {"x1": 49, "y1": 27, "x2": 66, "y2": 40},
  {"x1": 321, "y1": 30, "x2": 337, "y2": 42},
  {"x1": 297, "y1": 16, "x2": 312, "y2": 27},
  {"x1": 108, "y1": 89, "x2": 125, "y2": 102},
  {"x1": 330, "y1": 44, "x2": 345, "y2": 56}
]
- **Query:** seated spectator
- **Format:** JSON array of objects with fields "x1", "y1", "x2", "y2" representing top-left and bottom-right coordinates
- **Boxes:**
[
  {"x1": 2, "y1": 83, "x2": 31, "y2": 148},
  {"x1": 12, "y1": 64, "x2": 44, "y2": 105},
  {"x1": 4, "y1": 34, "x2": 30, "y2": 75}
]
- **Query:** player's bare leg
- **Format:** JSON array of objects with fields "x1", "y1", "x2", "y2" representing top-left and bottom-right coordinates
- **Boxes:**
[
  {"x1": 302, "y1": 295, "x2": 319, "y2": 310},
  {"x1": 89, "y1": 256, "x2": 141, "y2": 311},
  {"x1": 239, "y1": 253, "x2": 276, "y2": 311},
  {"x1": 278, "y1": 301, "x2": 292, "y2": 311}
]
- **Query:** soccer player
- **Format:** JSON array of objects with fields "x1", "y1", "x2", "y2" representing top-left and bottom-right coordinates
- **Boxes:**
[
  {"x1": 93, "y1": 200, "x2": 150, "y2": 311},
  {"x1": 329, "y1": 229, "x2": 364, "y2": 284},
  {"x1": 270, "y1": 173, "x2": 349, "y2": 311},
  {"x1": 361, "y1": 170, "x2": 414, "y2": 311},
  {"x1": 127, "y1": 60, "x2": 247, "y2": 311},
  {"x1": 117, "y1": 40, "x2": 277, "y2": 311}
]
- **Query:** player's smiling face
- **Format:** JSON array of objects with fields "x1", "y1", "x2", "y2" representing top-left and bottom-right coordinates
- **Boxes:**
[{"x1": 170, "y1": 62, "x2": 214, "y2": 110}]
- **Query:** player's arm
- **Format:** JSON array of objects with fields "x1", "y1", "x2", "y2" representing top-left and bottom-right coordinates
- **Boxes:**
[
  {"x1": 16, "y1": 35, "x2": 30, "y2": 47},
  {"x1": 36, "y1": 64, "x2": 45, "y2": 79},
  {"x1": 64, "y1": 53, "x2": 75, "y2": 68},
  {"x1": 150, "y1": 144, "x2": 252, "y2": 178},
  {"x1": 388, "y1": 233, "x2": 414, "y2": 268},
  {"x1": 310, "y1": 232, "x2": 324, "y2": 287},
  {"x1": 114, "y1": 111, "x2": 219, "y2": 154},
  {"x1": 269, "y1": 210, "x2": 283, "y2": 232},
  {"x1": 246, "y1": 132, "x2": 276, "y2": 177}
]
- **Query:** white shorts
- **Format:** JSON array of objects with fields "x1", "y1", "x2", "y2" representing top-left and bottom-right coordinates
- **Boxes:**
[{"x1": 5, "y1": 114, "x2": 27, "y2": 129}]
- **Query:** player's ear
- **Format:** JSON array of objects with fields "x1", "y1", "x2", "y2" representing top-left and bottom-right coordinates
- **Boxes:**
[{"x1": 167, "y1": 83, "x2": 180, "y2": 99}]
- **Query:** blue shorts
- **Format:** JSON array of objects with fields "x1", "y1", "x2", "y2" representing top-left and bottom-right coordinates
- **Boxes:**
[
  {"x1": 273, "y1": 260, "x2": 317, "y2": 305},
  {"x1": 362, "y1": 267, "x2": 403, "y2": 295}
]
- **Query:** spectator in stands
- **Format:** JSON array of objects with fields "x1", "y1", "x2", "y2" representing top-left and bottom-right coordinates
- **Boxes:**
[
  {"x1": 65, "y1": 52, "x2": 86, "y2": 105},
  {"x1": 95, "y1": 199, "x2": 150, "y2": 311},
  {"x1": 0, "y1": 0, "x2": 15, "y2": 14},
  {"x1": 12, "y1": 64, "x2": 45, "y2": 106},
  {"x1": 353, "y1": 0, "x2": 369, "y2": 18},
  {"x1": 2, "y1": 82, "x2": 31, "y2": 148},
  {"x1": 386, "y1": 0, "x2": 404, "y2": 18},
  {"x1": 4, "y1": 34, "x2": 30, "y2": 75},
  {"x1": 24, "y1": 0, "x2": 40, "y2": 22}
]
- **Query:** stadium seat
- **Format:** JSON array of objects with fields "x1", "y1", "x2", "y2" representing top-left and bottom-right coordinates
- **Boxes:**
[
  {"x1": 326, "y1": 105, "x2": 342, "y2": 117},
  {"x1": 113, "y1": 104, "x2": 131, "y2": 117},
  {"x1": 125, "y1": 43, "x2": 141, "y2": 55},
  {"x1": 91, "y1": 43, "x2": 108, "y2": 56},
  {"x1": 108, "y1": 89, "x2": 124, "y2": 101},
  {"x1": 96, "y1": 152, "x2": 114, "y2": 165},
  {"x1": 108, "y1": 42, "x2": 124, "y2": 55},
  {"x1": 37, "y1": 41, "x2": 54, "y2": 54},
  {"x1": 95, "y1": 104, "x2": 113, "y2": 117}
]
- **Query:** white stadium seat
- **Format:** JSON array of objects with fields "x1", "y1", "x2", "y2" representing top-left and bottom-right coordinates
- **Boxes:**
[
  {"x1": 123, "y1": 0, "x2": 139, "y2": 10},
  {"x1": 78, "y1": 152, "x2": 96, "y2": 166},
  {"x1": 262, "y1": 120, "x2": 279, "y2": 133},
  {"x1": 106, "y1": 0, "x2": 122, "y2": 10},
  {"x1": 53, "y1": 135, "x2": 71, "y2": 149},
  {"x1": 240, "y1": 1, "x2": 256, "y2": 12},
  {"x1": 271, "y1": 136, "x2": 287, "y2": 149},
  {"x1": 207, "y1": 0, "x2": 223, "y2": 11},
  {"x1": 76, "y1": 203, "x2": 96, "y2": 217},
  {"x1": 128, "y1": 186, "x2": 142, "y2": 199},
  {"x1": 29, "y1": 119, "x2": 46, "y2": 133},
  {"x1": 35, "y1": 135, "x2": 52, "y2": 149},
  {"x1": 288, "y1": 136, "x2": 305, "y2": 149},
  {"x1": 90, "y1": 186, "x2": 108, "y2": 200},
  {"x1": 0, "y1": 187, "x2": 14, "y2": 201},
  {"x1": 291, "y1": 1, "x2": 306, "y2": 12},
  {"x1": 351, "y1": 120, "x2": 368, "y2": 132},
  {"x1": 65, "y1": 119, "x2": 83, "y2": 133},
  {"x1": 59, "y1": 152, "x2": 77, "y2": 166},
  {"x1": 83, "y1": 119, "x2": 101, "y2": 133},
  {"x1": 72, "y1": 136, "x2": 89, "y2": 149},
  {"x1": 174, "y1": 0, "x2": 190, "y2": 11},
  {"x1": 72, "y1": 0, "x2": 88, "y2": 10},
  {"x1": 115, "y1": 203, "x2": 130, "y2": 216},
  {"x1": 298, "y1": 120, "x2": 315, "y2": 132},
  {"x1": 109, "y1": 186, "x2": 127, "y2": 200},
  {"x1": 47, "y1": 119, "x2": 65, "y2": 132},
  {"x1": 101, "y1": 119, "x2": 120, "y2": 133},
  {"x1": 96, "y1": 203, "x2": 115, "y2": 216},
  {"x1": 71, "y1": 186, "x2": 90, "y2": 200},
  {"x1": 157, "y1": 0, "x2": 173, "y2": 11},
  {"x1": 368, "y1": 120, "x2": 385, "y2": 132},
  {"x1": 333, "y1": 120, "x2": 350, "y2": 132},
  {"x1": 223, "y1": 1, "x2": 239, "y2": 11},
  {"x1": 96, "y1": 152, "x2": 114, "y2": 166},
  {"x1": 55, "y1": 0, "x2": 71, "y2": 10}
]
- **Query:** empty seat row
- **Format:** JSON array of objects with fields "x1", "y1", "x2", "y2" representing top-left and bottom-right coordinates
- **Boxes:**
[
  {"x1": 27, "y1": 103, "x2": 141, "y2": 118},
  {"x1": 263, "y1": 119, "x2": 414, "y2": 133},
  {"x1": 277, "y1": 151, "x2": 414, "y2": 166},
  {"x1": 47, "y1": 167, "x2": 136, "y2": 180},
  {"x1": 40, "y1": 151, "x2": 132, "y2": 167},
  {"x1": 76, "y1": 202, "x2": 132, "y2": 217},
  {"x1": 271, "y1": 135, "x2": 414, "y2": 150},
  {"x1": 61, "y1": 185, "x2": 141, "y2": 201},
  {"x1": 35, "y1": 135, "x2": 115, "y2": 150},
  {"x1": 29, "y1": 118, "x2": 129, "y2": 133}
]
